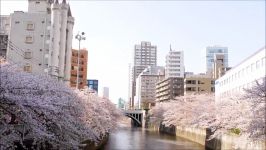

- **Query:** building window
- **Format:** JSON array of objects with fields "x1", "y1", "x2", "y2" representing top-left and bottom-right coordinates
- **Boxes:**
[
  {"x1": 15, "y1": 21, "x2": 20, "y2": 24},
  {"x1": 25, "y1": 36, "x2": 33, "y2": 43},
  {"x1": 24, "y1": 51, "x2": 32, "y2": 59},
  {"x1": 24, "y1": 64, "x2": 32, "y2": 72},
  {"x1": 26, "y1": 22, "x2": 34, "y2": 30},
  {"x1": 186, "y1": 80, "x2": 196, "y2": 84},
  {"x1": 36, "y1": 1, "x2": 40, "y2": 4},
  {"x1": 186, "y1": 87, "x2": 196, "y2": 91}
]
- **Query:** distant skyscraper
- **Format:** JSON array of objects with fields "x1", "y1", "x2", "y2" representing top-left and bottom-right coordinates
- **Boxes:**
[
  {"x1": 118, "y1": 98, "x2": 126, "y2": 110},
  {"x1": 206, "y1": 46, "x2": 228, "y2": 76},
  {"x1": 165, "y1": 45, "x2": 184, "y2": 78},
  {"x1": 129, "y1": 41, "x2": 157, "y2": 108},
  {"x1": 87, "y1": 79, "x2": 98, "y2": 93},
  {"x1": 103, "y1": 87, "x2": 109, "y2": 99}
]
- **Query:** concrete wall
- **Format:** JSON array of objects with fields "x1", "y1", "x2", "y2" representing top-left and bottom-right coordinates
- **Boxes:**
[
  {"x1": 175, "y1": 126, "x2": 206, "y2": 146},
  {"x1": 149, "y1": 124, "x2": 265, "y2": 150}
]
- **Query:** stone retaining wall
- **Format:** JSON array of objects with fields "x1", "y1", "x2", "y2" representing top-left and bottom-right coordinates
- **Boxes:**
[{"x1": 149, "y1": 124, "x2": 265, "y2": 150}]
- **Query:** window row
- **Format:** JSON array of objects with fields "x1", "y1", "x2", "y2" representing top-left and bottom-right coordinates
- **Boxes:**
[{"x1": 219, "y1": 57, "x2": 265, "y2": 87}]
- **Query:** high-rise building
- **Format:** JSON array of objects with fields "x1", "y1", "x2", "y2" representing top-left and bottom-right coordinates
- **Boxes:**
[
  {"x1": 70, "y1": 49, "x2": 88, "y2": 89},
  {"x1": 206, "y1": 46, "x2": 228, "y2": 76},
  {"x1": 2, "y1": 0, "x2": 74, "y2": 83},
  {"x1": 165, "y1": 46, "x2": 184, "y2": 78},
  {"x1": 87, "y1": 79, "x2": 98, "y2": 93},
  {"x1": 129, "y1": 41, "x2": 157, "y2": 108},
  {"x1": 215, "y1": 46, "x2": 265, "y2": 101},
  {"x1": 135, "y1": 66, "x2": 164, "y2": 109},
  {"x1": 103, "y1": 87, "x2": 109, "y2": 99}
]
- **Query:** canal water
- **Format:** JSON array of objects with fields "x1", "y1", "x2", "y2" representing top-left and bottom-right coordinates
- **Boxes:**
[{"x1": 103, "y1": 127, "x2": 204, "y2": 150}]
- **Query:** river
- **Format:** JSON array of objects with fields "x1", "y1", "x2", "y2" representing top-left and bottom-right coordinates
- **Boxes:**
[{"x1": 103, "y1": 127, "x2": 204, "y2": 150}]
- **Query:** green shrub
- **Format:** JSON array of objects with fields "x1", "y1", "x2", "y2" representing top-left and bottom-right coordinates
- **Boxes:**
[{"x1": 230, "y1": 128, "x2": 241, "y2": 135}]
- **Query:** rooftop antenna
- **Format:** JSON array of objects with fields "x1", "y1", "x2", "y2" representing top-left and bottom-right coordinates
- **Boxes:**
[{"x1": 170, "y1": 44, "x2": 172, "y2": 51}]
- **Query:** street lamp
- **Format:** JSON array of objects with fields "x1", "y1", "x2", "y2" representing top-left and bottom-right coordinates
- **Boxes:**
[{"x1": 75, "y1": 32, "x2": 86, "y2": 89}]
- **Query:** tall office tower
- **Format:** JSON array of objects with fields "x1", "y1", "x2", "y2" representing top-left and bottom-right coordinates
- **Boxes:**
[
  {"x1": 165, "y1": 46, "x2": 184, "y2": 78},
  {"x1": 206, "y1": 46, "x2": 228, "y2": 76},
  {"x1": 130, "y1": 41, "x2": 157, "y2": 108},
  {"x1": 2, "y1": 0, "x2": 74, "y2": 83},
  {"x1": 103, "y1": 87, "x2": 109, "y2": 99},
  {"x1": 70, "y1": 49, "x2": 88, "y2": 89}
]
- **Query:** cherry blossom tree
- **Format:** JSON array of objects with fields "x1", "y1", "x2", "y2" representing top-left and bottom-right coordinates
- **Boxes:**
[
  {"x1": 150, "y1": 94, "x2": 216, "y2": 129},
  {"x1": 149, "y1": 86, "x2": 265, "y2": 142},
  {"x1": 0, "y1": 63, "x2": 122, "y2": 149}
]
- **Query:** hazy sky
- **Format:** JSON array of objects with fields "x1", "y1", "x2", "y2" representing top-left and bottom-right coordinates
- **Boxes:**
[{"x1": 1, "y1": 0, "x2": 265, "y2": 104}]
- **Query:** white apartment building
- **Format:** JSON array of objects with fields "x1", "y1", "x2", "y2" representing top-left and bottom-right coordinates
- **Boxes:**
[
  {"x1": 165, "y1": 47, "x2": 184, "y2": 78},
  {"x1": 2, "y1": 0, "x2": 74, "y2": 83},
  {"x1": 206, "y1": 46, "x2": 228, "y2": 76},
  {"x1": 135, "y1": 66, "x2": 164, "y2": 109},
  {"x1": 215, "y1": 46, "x2": 266, "y2": 101}
]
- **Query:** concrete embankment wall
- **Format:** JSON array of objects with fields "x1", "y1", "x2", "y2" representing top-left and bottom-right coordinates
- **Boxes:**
[{"x1": 149, "y1": 124, "x2": 265, "y2": 150}]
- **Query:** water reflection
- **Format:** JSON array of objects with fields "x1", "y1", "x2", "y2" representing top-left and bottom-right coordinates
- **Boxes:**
[{"x1": 103, "y1": 127, "x2": 204, "y2": 150}]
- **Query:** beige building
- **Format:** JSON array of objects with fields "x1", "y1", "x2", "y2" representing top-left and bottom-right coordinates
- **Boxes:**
[
  {"x1": 156, "y1": 77, "x2": 184, "y2": 102},
  {"x1": 135, "y1": 66, "x2": 164, "y2": 109},
  {"x1": 212, "y1": 54, "x2": 231, "y2": 79},
  {"x1": 184, "y1": 74, "x2": 215, "y2": 95}
]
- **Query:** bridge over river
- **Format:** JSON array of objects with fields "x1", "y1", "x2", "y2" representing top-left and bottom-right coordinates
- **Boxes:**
[{"x1": 123, "y1": 110, "x2": 146, "y2": 127}]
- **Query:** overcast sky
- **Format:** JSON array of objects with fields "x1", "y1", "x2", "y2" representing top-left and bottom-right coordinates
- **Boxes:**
[{"x1": 1, "y1": 0, "x2": 265, "y2": 104}]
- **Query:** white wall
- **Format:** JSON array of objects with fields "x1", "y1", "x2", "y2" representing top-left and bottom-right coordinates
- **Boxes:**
[
  {"x1": 7, "y1": 12, "x2": 50, "y2": 73},
  {"x1": 215, "y1": 47, "x2": 266, "y2": 101}
]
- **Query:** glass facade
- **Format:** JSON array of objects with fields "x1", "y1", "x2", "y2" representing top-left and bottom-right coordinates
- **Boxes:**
[
  {"x1": 87, "y1": 79, "x2": 98, "y2": 92},
  {"x1": 206, "y1": 46, "x2": 228, "y2": 73}
]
